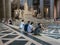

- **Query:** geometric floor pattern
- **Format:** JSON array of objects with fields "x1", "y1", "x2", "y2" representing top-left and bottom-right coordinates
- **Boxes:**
[
  {"x1": 1, "y1": 23, "x2": 60, "y2": 45},
  {"x1": 0, "y1": 30, "x2": 37, "y2": 45},
  {"x1": 42, "y1": 23, "x2": 60, "y2": 39},
  {"x1": 43, "y1": 29, "x2": 60, "y2": 39},
  {"x1": 0, "y1": 24, "x2": 41, "y2": 45}
]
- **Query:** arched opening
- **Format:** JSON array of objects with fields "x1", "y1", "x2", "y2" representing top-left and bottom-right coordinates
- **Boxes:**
[{"x1": 43, "y1": 0, "x2": 50, "y2": 19}]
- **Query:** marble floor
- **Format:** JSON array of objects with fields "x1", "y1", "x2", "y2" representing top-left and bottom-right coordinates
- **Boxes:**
[
  {"x1": 0, "y1": 23, "x2": 42, "y2": 45},
  {"x1": 0, "y1": 23, "x2": 60, "y2": 45}
]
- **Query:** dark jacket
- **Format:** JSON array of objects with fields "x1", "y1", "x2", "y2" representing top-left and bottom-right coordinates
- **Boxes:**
[
  {"x1": 34, "y1": 25, "x2": 41, "y2": 35},
  {"x1": 24, "y1": 24, "x2": 29, "y2": 32}
]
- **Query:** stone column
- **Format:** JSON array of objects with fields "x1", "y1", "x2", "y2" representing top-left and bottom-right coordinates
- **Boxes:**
[
  {"x1": 57, "y1": 0, "x2": 60, "y2": 18},
  {"x1": 3, "y1": 0, "x2": 5, "y2": 19},
  {"x1": 5, "y1": 0, "x2": 11, "y2": 22},
  {"x1": 54, "y1": 6, "x2": 57, "y2": 20},
  {"x1": 24, "y1": 0, "x2": 28, "y2": 10},
  {"x1": 0, "y1": 0, "x2": 4, "y2": 22},
  {"x1": 40, "y1": 0, "x2": 44, "y2": 18},
  {"x1": 17, "y1": 0, "x2": 20, "y2": 9},
  {"x1": 50, "y1": 0, "x2": 54, "y2": 19},
  {"x1": 24, "y1": 0, "x2": 28, "y2": 15}
]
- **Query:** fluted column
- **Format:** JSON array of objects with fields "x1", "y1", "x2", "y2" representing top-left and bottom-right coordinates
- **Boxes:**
[{"x1": 50, "y1": 0, "x2": 54, "y2": 19}]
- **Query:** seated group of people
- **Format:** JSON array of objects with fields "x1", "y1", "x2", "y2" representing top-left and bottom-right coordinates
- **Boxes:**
[{"x1": 19, "y1": 20, "x2": 45, "y2": 35}]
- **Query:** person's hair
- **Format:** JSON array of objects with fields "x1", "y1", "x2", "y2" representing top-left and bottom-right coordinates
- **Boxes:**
[
  {"x1": 38, "y1": 23, "x2": 40, "y2": 25},
  {"x1": 22, "y1": 20, "x2": 24, "y2": 22},
  {"x1": 31, "y1": 22, "x2": 33, "y2": 25},
  {"x1": 27, "y1": 21, "x2": 30, "y2": 23}
]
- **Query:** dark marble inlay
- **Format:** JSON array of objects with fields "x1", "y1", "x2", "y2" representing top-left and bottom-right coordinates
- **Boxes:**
[
  {"x1": 12, "y1": 32, "x2": 17, "y2": 34},
  {"x1": 31, "y1": 43, "x2": 35, "y2": 45},
  {"x1": 23, "y1": 32, "x2": 52, "y2": 45},
  {"x1": 2, "y1": 28, "x2": 9, "y2": 30},
  {"x1": 3, "y1": 35, "x2": 18, "y2": 38},
  {"x1": 18, "y1": 37, "x2": 25, "y2": 39},
  {"x1": 49, "y1": 36, "x2": 60, "y2": 39},
  {"x1": 9, "y1": 40, "x2": 28, "y2": 45},
  {"x1": 2, "y1": 40, "x2": 9, "y2": 43},
  {"x1": 1, "y1": 32, "x2": 11, "y2": 34}
]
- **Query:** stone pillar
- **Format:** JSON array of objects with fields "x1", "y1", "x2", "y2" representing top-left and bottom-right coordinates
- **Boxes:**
[
  {"x1": 5, "y1": 0, "x2": 11, "y2": 22},
  {"x1": 9, "y1": 0, "x2": 11, "y2": 19},
  {"x1": 54, "y1": 6, "x2": 57, "y2": 20},
  {"x1": 24, "y1": 0, "x2": 28, "y2": 15},
  {"x1": 57, "y1": 0, "x2": 60, "y2": 18},
  {"x1": 40, "y1": 0, "x2": 44, "y2": 18},
  {"x1": 0, "y1": 0, "x2": 4, "y2": 22},
  {"x1": 3, "y1": 0, "x2": 5, "y2": 19},
  {"x1": 50, "y1": 0, "x2": 54, "y2": 19},
  {"x1": 17, "y1": 0, "x2": 20, "y2": 9}
]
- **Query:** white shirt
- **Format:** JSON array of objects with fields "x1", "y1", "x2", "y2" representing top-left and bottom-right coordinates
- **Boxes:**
[
  {"x1": 20, "y1": 22, "x2": 24, "y2": 29},
  {"x1": 27, "y1": 24, "x2": 33, "y2": 33}
]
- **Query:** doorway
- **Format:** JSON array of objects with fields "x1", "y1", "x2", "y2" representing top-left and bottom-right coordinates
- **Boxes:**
[
  {"x1": 44, "y1": 7, "x2": 50, "y2": 19},
  {"x1": 43, "y1": 0, "x2": 50, "y2": 19}
]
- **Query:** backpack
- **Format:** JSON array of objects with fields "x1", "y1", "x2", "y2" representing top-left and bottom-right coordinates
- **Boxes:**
[{"x1": 24, "y1": 24, "x2": 28, "y2": 32}]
